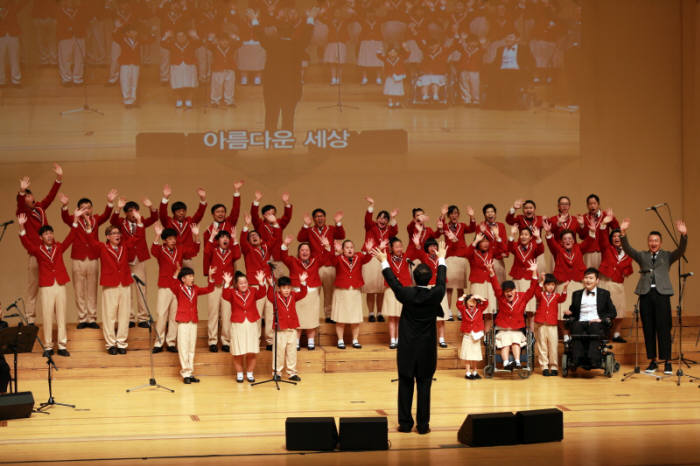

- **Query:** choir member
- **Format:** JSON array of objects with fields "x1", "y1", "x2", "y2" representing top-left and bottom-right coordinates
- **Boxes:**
[
  {"x1": 159, "y1": 184, "x2": 207, "y2": 268},
  {"x1": 362, "y1": 197, "x2": 398, "y2": 322}
]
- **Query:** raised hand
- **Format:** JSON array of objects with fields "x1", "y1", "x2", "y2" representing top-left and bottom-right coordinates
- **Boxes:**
[
  {"x1": 283, "y1": 235, "x2": 293, "y2": 246},
  {"x1": 162, "y1": 184, "x2": 172, "y2": 199},
  {"x1": 190, "y1": 223, "x2": 200, "y2": 237},
  {"x1": 118, "y1": 197, "x2": 127, "y2": 209},
  {"x1": 255, "y1": 270, "x2": 266, "y2": 284},
  {"x1": 513, "y1": 199, "x2": 523, "y2": 210},
  {"x1": 254, "y1": 191, "x2": 263, "y2": 202},
  {"x1": 603, "y1": 208, "x2": 614, "y2": 224},
  {"x1": 414, "y1": 222, "x2": 423, "y2": 233},
  {"x1": 281, "y1": 192, "x2": 290, "y2": 204},
  {"x1": 466, "y1": 205, "x2": 475, "y2": 218},
  {"x1": 378, "y1": 239, "x2": 389, "y2": 250},
  {"x1": 299, "y1": 272, "x2": 309, "y2": 283},
  {"x1": 390, "y1": 208, "x2": 399, "y2": 218},
  {"x1": 244, "y1": 214, "x2": 253, "y2": 227},
  {"x1": 320, "y1": 236, "x2": 331, "y2": 249},
  {"x1": 532, "y1": 227, "x2": 541, "y2": 240},
  {"x1": 143, "y1": 197, "x2": 153, "y2": 209},
  {"x1": 19, "y1": 176, "x2": 30, "y2": 192},
  {"x1": 479, "y1": 223, "x2": 487, "y2": 233},
  {"x1": 474, "y1": 232, "x2": 485, "y2": 244},
  {"x1": 542, "y1": 218, "x2": 552, "y2": 233},
  {"x1": 576, "y1": 214, "x2": 585, "y2": 227},
  {"x1": 412, "y1": 232, "x2": 421, "y2": 246},
  {"x1": 334, "y1": 240, "x2": 343, "y2": 254},
  {"x1": 437, "y1": 239, "x2": 447, "y2": 259},
  {"x1": 365, "y1": 196, "x2": 374, "y2": 206},
  {"x1": 677, "y1": 220, "x2": 687, "y2": 236},
  {"x1": 154, "y1": 222, "x2": 164, "y2": 237},
  {"x1": 107, "y1": 188, "x2": 118, "y2": 203},
  {"x1": 233, "y1": 180, "x2": 244, "y2": 192},
  {"x1": 527, "y1": 259, "x2": 538, "y2": 272},
  {"x1": 365, "y1": 238, "x2": 375, "y2": 251},
  {"x1": 58, "y1": 192, "x2": 69, "y2": 206},
  {"x1": 490, "y1": 225, "x2": 499, "y2": 238},
  {"x1": 133, "y1": 210, "x2": 142, "y2": 223},
  {"x1": 73, "y1": 206, "x2": 88, "y2": 219},
  {"x1": 562, "y1": 280, "x2": 570, "y2": 290},
  {"x1": 440, "y1": 204, "x2": 448, "y2": 216},
  {"x1": 510, "y1": 224, "x2": 519, "y2": 238},
  {"x1": 485, "y1": 260, "x2": 495, "y2": 275},
  {"x1": 223, "y1": 272, "x2": 233, "y2": 287},
  {"x1": 208, "y1": 266, "x2": 217, "y2": 276},
  {"x1": 197, "y1": 187, "x2": 206, "y2": 201},
  {"x1": 370, "y1": 247, "x2": 387, "y2": 263},
  {"x1": 53, "y1": 163, "x2": 63, "y2": 180},
  {"x1": 620, "y1": 218, "x2": 630, "y2": 232},
  {"x1": 303, "y1": 213, "x2": 312, "y2": 226},
  {"x1": 334, "y1": 211, "x2": 343, "y2": 224},
  {"x1": 446, "y1": 229, "x2": 458, "y2": 243},
  {"x1": 17, "y1": 213, "x2": 27, "y2": 226}
]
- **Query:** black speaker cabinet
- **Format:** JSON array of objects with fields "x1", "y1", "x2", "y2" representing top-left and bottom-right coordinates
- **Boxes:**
[
  {"x1": 338, "y1": 417, "x2": 388, "y2": 451},
  {"x1": 516, "y1": 408, "x2": 563, "y2": 444},
  {"x1": 0, "y1": 392, "x2": 34, "y2": 421},
  {"x1": 285, "y1": 417, "x2": 338, "y2": 451},
  {"x1": 458, "y1": 412, "x2": 518, "y2": 447}
]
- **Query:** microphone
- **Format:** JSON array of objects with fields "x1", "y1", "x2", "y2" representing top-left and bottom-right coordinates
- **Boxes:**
[
  {"x1": 0, "y1": 220, "x2": 13, "y2": 227},
  {"x1": 5, "y1": 299, "x2": 19, "y2": 311},
  {"x1": 680, "y1": 272, "x2": 694, "y2": 278},
  {"x1": 131, "y1": 274, "x2": 146, "y2": 286},
  {"x1": 3, "y1": 313, "x2": 19, "y2": 318},
  {"x1": 645, "y1": 203, "x2": 666, "y2": 211}
]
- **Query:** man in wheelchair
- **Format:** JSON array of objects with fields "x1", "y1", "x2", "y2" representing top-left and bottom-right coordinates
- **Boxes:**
[{"x1": 564, "y1": 268, "x2": 617, "y2": 369}]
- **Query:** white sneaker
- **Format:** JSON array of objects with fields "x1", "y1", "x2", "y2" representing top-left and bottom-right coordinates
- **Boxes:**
[
  {"x1": 240, "y1": 76, "x2": 248, "y2": 85},
  {"x1": 253, "y1": 76, "x2": 261, "y2": 85},
  {"x1": 175, "y1": 100, "x2": 183, "y2": 108},
  {"x1": 185, "y1": 100, "x2": 192, "y2": 109},
  {"x1": 433, "y1": 94, "x2": 439, "y2": 101},
  {"x1": 330, "y1": 77, "x2": 337, "y2": 86},
  {"x1": 422, "y1": 94, "x2": 429, "y2": 101},
  {"x1": 361, "y1": 76, "x2": 368, "y2": 85},
  {"x1": 376, "y1": 77, "x2": 382, "y2": 85}
]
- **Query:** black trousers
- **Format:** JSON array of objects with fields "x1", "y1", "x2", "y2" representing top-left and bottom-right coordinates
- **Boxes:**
[
  {"x1": 398, "y1": 374, "x2": 432, "y2": 430},
  {"x1": 0, "y1": 354, "x2": 10, "y2": 393},
  {"x1": 264, "y1": 97, "x2": 298, "y2": 132},
  {"x1": 640, "y1": 289, "x2": 672, "y2": 361},
  {"x1": 570, "y1": 321, "x2": 606, "y2": 367}
]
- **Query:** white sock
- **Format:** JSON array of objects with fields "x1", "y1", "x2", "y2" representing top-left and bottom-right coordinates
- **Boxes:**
[
  {"x1": 246, "y1": 372, "x2": 254, "y2": 378},
  {"x1": 352, "y1": 339, "x2": 359, "y2": 344},
  {"x1": 308, "y1": 338, "x2": 315, "y2": 346},
  {"x1": 614, "y1": 332, "x2": 620, "y2": 338},
  {"x1": 236, "y1": 372, "x2": 243, "y2": 379},
  {"x1": 563, "y1": 334, "x2": 571, "y2": 342},
  {"x1": 439, "y1": 337, "x2": 445, "y2": 343},
  {"x1": 338, "y1": 339, "x2": 344, "y2": 345},
  {"x1": 472, "y1": 370, "x2": 478, "y2": 375},
  {"x1": 390, "y1": 338, "x2": 397, "y2": 344}
]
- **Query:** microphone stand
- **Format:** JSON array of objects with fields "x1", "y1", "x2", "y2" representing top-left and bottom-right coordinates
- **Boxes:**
[
  {"x1": 622, "y1": 296, "x2": 658, "y2": 381},
  {"x1": 60, "y1": 36, "x2": 104, "y2": 116},
  {"x1": 126, "y1": 277, "x2": 174, "y2": 393},
  {"x1": 252, "y1": 262, "x2": 296, "y2": 390},
  {"x1": 0, "y1": 222, "x2": 12, "y2": 242},
  {"x1": 317, "y1": 40, "x2": 358, "y2": 112}
]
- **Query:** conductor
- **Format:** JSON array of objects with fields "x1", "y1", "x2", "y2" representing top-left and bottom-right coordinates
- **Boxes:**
[{"x1": 371, "y1": 240, "x2": 447, "y2": 435}]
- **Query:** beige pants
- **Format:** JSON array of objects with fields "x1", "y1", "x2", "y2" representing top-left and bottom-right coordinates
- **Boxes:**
[
  {"x1": 210, "y1": 70, "x2": 235, "y2": 105},
  {"x1": 129, "y1": 259, "x2": 149, "y2": 323},
  {"x1": 0, "y1": 35, "x2": 21, "y2": 85},
  {"x1": 583, "y1": 251, "x2": 602, "y2": 269},
  {"x1": 25, "y1": 255, "x2": 39, "y2": 323},
  {"x1": 256, "y1": 294, "x2": 273, "y2": 345},
  {"x1": 58, "y1": 38, "x2": 85, "y2": 84},
  {"x1": 535, "y1": 323, "x2": 558, "y2": 369},
  {"x1": 273, "y1": 328, "x2": 298, "y2": 377},
  {"x1": 101, "y1": 285, "x2": 130, "y2": 349},
  {"x1": 155, "y1": 288, "x2": 178, "y2": 348},
  {"x1": 319, "y1": 265, "x2": 336, "y2": 318},
  {"x1": 119, "y1": 65, "x2": 139, "y2": 105},
  {"x1": 207, "y1": 285, "x2": 232, "y2": 346},
  {"x1": 72, "y1": 258, "x2": 99, "y2": 323},
  {"x1": 177, "y1": 322, "x2": 198, "y2": 378},
  {"x1": 39, "y1": 283, "x2": 67, "y2": 350},
  {"x1": 108, "y1": 41, "x2": 121, "y2": 83},
  {"x1": 34, "y1": 18, "x2": 57, "y2": 65},
  {"x1": 458, "y1": 70, "x2": 480, "y2": 104}
]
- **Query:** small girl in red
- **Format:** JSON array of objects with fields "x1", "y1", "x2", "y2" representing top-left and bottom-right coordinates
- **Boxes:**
[
  {"x1": 457, "y1": 293, "x2": 489, "y2": 379},
  {"x1": 377, "y1": 43, "x2": 410, "y2": 108},
  {"x1": 161, "y1": 29, "x2": 200, "y2": 109}
]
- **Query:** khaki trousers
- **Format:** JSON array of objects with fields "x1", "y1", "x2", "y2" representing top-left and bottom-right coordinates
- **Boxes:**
[
  {"x1": 256, "y1": 293, "x2": 273, "y2": 346},
  {"x1": 58, "y1": 38, "x2": 85, "y2": 84},
  {"x1": 0, "y1": 35, "x2": 21, "y2": 85},
  {"x1": 210, "y1": 70, "x2": 235, "y2": 105},
  {"x1": 129, "y1": 259, "x2": 149, "y2": 323},
  {"x1": 535, "y1": 323, "x2": 559, "y2": 369},
  {"x1": 119, "y1": 65, "x2": 139, "y2": 105},
  {"x1": 273, "y1": 328, "x2": 298, "y2": 376},
  {"x1": 177, "y1": 322, "x2": 198, "y2": 378},
  {"x1": 155, "y1": 288, "x2": 178, "y2": 348},
  {"x1": 319, "y1": 265, "x2": 336, "y2": 318},
  {"x1": 207, "y1": 285, "x2": 232, "y2": 346},
  {"x1": 72, "y1": 258, "x2": 99, "y2": 323},
  {"x1": 39, "y1": 283, "x2": 67, "y2": 350},
  {"x1": 25, "y1": 255, "x2": 39, "y2": 323},
  {"x1": 101, "y1": 285, "x2": 130, "y2": 349}
]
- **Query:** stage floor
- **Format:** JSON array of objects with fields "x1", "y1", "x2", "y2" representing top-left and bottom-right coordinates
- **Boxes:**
[{"x1": 2, "y1": 366, "x2": 700, "y2": 465}]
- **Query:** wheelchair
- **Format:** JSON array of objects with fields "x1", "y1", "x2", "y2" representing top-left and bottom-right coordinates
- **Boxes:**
[
  {"x1": 483, "y1": 324, "x2": 535, "y2": 379},
  {"x1": 560, "y1": 317, "x2": 620, "y2": 378}
]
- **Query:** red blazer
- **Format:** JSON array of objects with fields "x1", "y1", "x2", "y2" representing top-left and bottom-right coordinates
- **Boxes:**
[
  {"x1": 506, "y1": 211, "x2": 544, "y2": 232},
  {"x1": 456, "y1": 44, "x2": 484, "y2": 72},
  {"x1": 16, "y1": 180, "x2": 61, "y2": 248},
  {"x1": 19, "y1": 230, "x2": 75, "y2": 287},
  {"x1": 296, "y1": 224, "x2": 346, "y2": 257},
  {"x1": 202, "y1": 194, "x2": 241, "y2": 274},
  {"x1": 280, "y1": 248, "x2": 331, "y2": 288},
  {"x1": 159, "y1": 199, "x2": 206, "y2": 260},
  {"x1": 457, "y1": 299, "x2": 488, "y2": 334},
  {"x1": 209, "y1": 41, "x2": 241, "y2": 71},
  {"x1": 151, "y1": 242, "x2": 200, "y2": 288},
  {"x1": 411, "y1": 249, "x2": 445, "y2": 286},
  {"x1": 331, "y1": 253, "x2": 373, "y2": 289},
  {"x1": 240, "y1": 228, "x2": 274, "y2": 286},
  {"x1": 465, "y1": 244, "x2": 501, "y2": 283},
  {"x1": 223, "y1": 285, "x2": 267, "y2": 323},
  {"x1": 162, "y1": 38, "x2": 200, "y2": 65},
  {"x1": 491, "y1": 275, "x2": 537, "y2": 329},
  {"x1": 267, "y1": 286, "x2": 307, "y2": 330},
  {"x1": 508, "y1": 239, "x2": 545, "y2": 280},
  {"x1": 61, "y1": 205, "x2": 111, "y2": 261},
  {"x1": 56, "y1": 7, "x2": 89, "y2": 40},
  {"x1": 417, "y1": 43, "x2": 455, "y2": 75},
  {"x1": 597, "y1": 227, "x2": 634, "y2": 283},
  {"x1": 378, "y1": 52, "x2": 409, "y2": 79},
  {"x1": 203, "y1": 242, "x2": 241, "y2": 286},
  {"x1": 384, "y1": 254, "x2": 413, "y2": 287},
  {"x1": 578, "y1": 212, "x2": 620, "y2": 253},
  {"x1": 405, "y1": 220, "x2": 440, "y2": 259},
  {"x1": 358, "y1": 19, "x2": 383, "y2": 41},
  {"x1": 324, "y1": 18, "x2": 350, "y2": 43},
  {"x1": 115, "y1": 33, "x2": 144, "y2": 66},
  {"x1": 87, "y1": 237, "x2": 134, "y2": 287},
  {"x1": 251, "y1": 201, "x2": 292, "y2": 258},
  {"x1": 363, "y1": 209, "x2": 398, "y2": 252},
  {"x1": 534, "y1": 285, "x2": 566, "y2": 325},
  {"x1": 110, "y1": 209, "x2": 159, "y2": 263},
  {"x1": 546, "y1": 233, "x2": 597, "y2": 283},
  {"x1": 480, "y1": 221, "x2": 509, "y2": 260},
  {"x1": 168, "y1": 279, "x2": 215, "y2": 323},
  {"x1": 549, "y1": 214, "x2": 579, "y2": 240},
  {"x1": 440, "y1": 219, "x2": 477, "y2": 258}
]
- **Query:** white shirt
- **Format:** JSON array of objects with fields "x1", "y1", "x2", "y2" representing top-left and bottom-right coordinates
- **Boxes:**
[
  {"x1": 579, "y1": 287, "x2": 599, "y2": 322},
  {"x1": 500, "y1": 44, "x2": 519, "y2": 70}
]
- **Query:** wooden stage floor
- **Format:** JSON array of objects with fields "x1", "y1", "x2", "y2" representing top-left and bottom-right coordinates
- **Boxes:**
[{"x1": 2, "y1": 365, "x2": 700, "y2": 465}]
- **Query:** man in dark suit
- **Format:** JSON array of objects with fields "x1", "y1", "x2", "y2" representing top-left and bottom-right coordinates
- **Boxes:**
[
  {"x1": 566, "y1": 268, "x2": 617, "y2": 368},
  {"x1": 620, "y1": 218, "x2": 688, "y2": 375},
  {"x1": 371, "y1": 240, "x2": 447, "y2": 435},
  {"x1": 249, "y1": 7, "x2": 318, "y2": 132}
]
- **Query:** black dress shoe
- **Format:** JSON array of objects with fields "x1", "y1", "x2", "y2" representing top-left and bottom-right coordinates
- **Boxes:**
[
  {"x1": 88, "y1": 322, "x2": 100, "y2": 329},
  {"x1": 389, "y1": 343, "x2": 397, "y2": 349},
  {"x1": 108, "y1": 346, "x2": 118, "y2": 355},
  {"x1": 42, "y1": 349, "x2": 54, "y2": 357},
  {"x1": 397, "y1": 424, "x2": 413, "y2": 433},
  {"x1": 296, "y1": 345, "x2": 300, "y2": 351},
  {"x1": 325, "y1": 317, "x2": 333, "y2": 324},
  {"x1": 209, "y1": 345, "x2": 218, "y2": 353},
  {"x1": 129, "y1": 322, "x2": 136, "y2": 328},
  {"x1": 376, "y1": 314, "x2": 385, "y2": 322},
  {"x1": 645, "y1": 361, "x2": 658, "y2": 373},
  {"x1": 473, "y1": 373, "x2": 482, "y2": 379},
  {"x1": 612, "y1": 336, "x2": 627, "y2": 343},
  {"x1": 166, "y1": 346, "x2": 178, "y2": 353},
  {"x1": 152, "y1": 346, "x2": 163, "y2": 353},
  {"x1": 368, "y1": 314, "x2": 376, "y2": 322},
  {"x1": 118, "y1": 348, "x2": 127, "y2": 355},
  {"x1": 289, "y1": 375, "x2": 301, "y2": 382},
  {"x1": 439, "y1": 341, "x2": 448, "y2": 348},
  {"x1": 465, "y1": 373, "x2": 473, "y2": 380},
  {"x1": 236, "y1": 375, "x2": 244, "y2": 383},
  {"x1": 137, "y1": 321, "x2": 150, "y2": 329},
  {"x1": 265, "y1": 345, "x2": 273, "y2": 351},
  {"x1": 550, "y1": 369, "x2": 558, "y2": 376},
  {"x1": 352, "y1": 342, "x2": 362, "y2": 349},
  {"x1": 57, "y1": 349, "x2": 70, "y2": 357},
  {"x1": 456, "y1": 314, "x2": 462, "y2": 321},
  {"x1": 543, "y1": 369, "x2": 551, "y2": 377},
  {"x1": 337, "y1": 342, "x2": 346, "y2": 349},
  {"x1": 183, "y1": 377, "x2": 192, "y2": 384},
  {"x1": 447, "y1": 316, "x2": 455, "y2": 321},
  {"x1": 189, "y1": 376, "x2": 200, "y2": 383},
  {"x1": 221, "y1": 345, "x2": 230, "y2": 352},
  {"x1": 307, "y1": 344, "x2": 315, "y2": 351},
  {"x1": 76, "y1": 322, "x2": 88, "y2": 329},
  {"x1": 247, "y1": 375, "x2": 255, "y2": 383},
  {"x1": 417, "y1": 425, "x2": 431, "y2": 435}
]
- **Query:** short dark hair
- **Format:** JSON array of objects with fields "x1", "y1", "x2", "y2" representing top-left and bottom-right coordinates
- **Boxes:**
[
  {"x1": 312, "y1": 208, "x2": 326, "y2": 217},
  {"x1": 77, "y1": 198, "x2": 92, "y2": 208},
  {"x1": 377, "y1": 210, "x2": 390, "y2": 221},
  {"x1": 543, "y1": 273, "x2": 557, "y2": 285},
  {"x1": 586, "y1": 194, "x2": 600, "y2": 204},
  {"x1": 519, "y1": 228, "x2": 532, "y2": 236},
  {"x1": 482, "y1": 203, "x2": 496, "y2": 215},
  {"x1": 123, "y1": 201, "x2": 139, "y2": 213},
  {"x1": 389, "y1": 236, "x2": 402, "y2": 248},
  {"x1": 501, "y1": 280, "x2": 516, "y2": 291},
  {"x1": 105, "y1": 225, "x2": 120, "y2": 236},
  {"x1": 341, "y1": 239, "x2": 353, "y2": 249},
  {"x1": 24, "y1": 188, "x2": 32, "y2": 195},
  {"x1": 557, "y1": 195, "x2": 571, "y2": 204},
  {"x1": 412, "y1": 208, "x2": 424, "y2": 217},
  {"x1": 171, "y1": 201, "x2": 187, "y2": 213},
  {"x1": 523, "y1": 200, "x2": 536, "y2": 208},
  {"x1": 247, "y1": 229, "x2": 259, "y2": 241},
  {"x1": 560, "y1": 229, "x2": 575, "y2": 240},
  {"x1": 447, "y1": 205, "x2": 459, "y2": 216},
  {"x1": 609, "y1": 228, "x2": 621, "y2": 243},
  {"x1": 297, "y1": 242, "x2": 311, "y2": 253},
  {"x1": 178, "y1": 267, "x2": 194, "y2": 281},
  {"x1": 38, "y1": 225, "x2": 53, "y2": 235},
  {"x1": 210, "y1": 203, "x2": 226, "y2": 215},
  {"x1": 261, "y1": 204, "x2": 276, "y2": 215},
  {"x1": 648, "y1": 230, "x2": 662, "y2": 240},
  {"x1": 424, "y1": 238, "x2": 438, "y2": 252},
  {"x1": 161, "y1": 228, "x2": 178, "y2": 240},
  {"x1": 584, "y1": 267, "x2": 599, "y2": 278},
  {"x1": 413, "y1": 263, "x2": 432, "y2": 286},
  {"x1": 234, "y1": 271, "x2": 246, "y2": 283},
  {"x1": 278, "y1": 276, "x2": 292, "y2": 287},
  {"x1": 215, "y1": 230, "x2": 231, "y2": 241}
]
